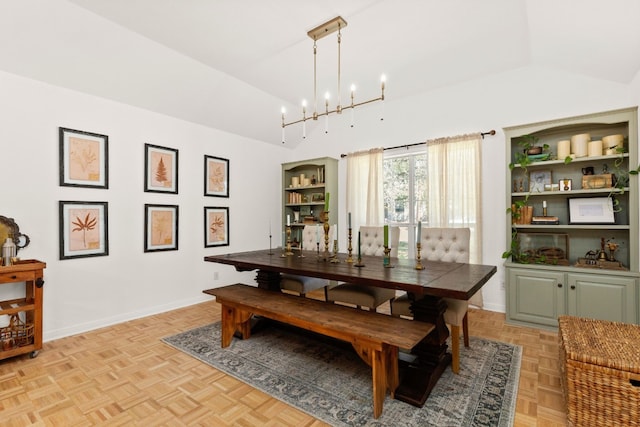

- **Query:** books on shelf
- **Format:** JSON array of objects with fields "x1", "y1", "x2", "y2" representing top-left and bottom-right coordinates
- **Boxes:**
[{"x1": 531, "y1": 216, "x2": 560, "y2": 225}]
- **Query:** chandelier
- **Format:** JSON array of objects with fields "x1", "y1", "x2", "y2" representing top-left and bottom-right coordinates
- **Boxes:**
[{"x1": 281, "y1": 16, "x2": 385, "y2": 143}]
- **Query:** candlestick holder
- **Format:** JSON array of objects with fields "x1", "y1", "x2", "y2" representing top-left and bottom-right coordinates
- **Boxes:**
[
  {"x1": 383, "y1": 246, "x2": 393, "y2": 268},
  {"x1": 346, "y1": 228, "x2": 354, "y2": 263},
  {"x1": 322, "y1": 211, "x2": 331, "y2": 261},
  {"x1": 330, "y1": 240, "x2": 340, "y2": 263},
  {"x1": 316, "y1": 242, "x2": 321, "y2": 260},
  {"x1": 415, "y1": 242, "x2": 424, "y2": 270},
  {"x1": 285, "y1": 226, "x2": 294, "y2": 256},
  {"x1": 355, "y1": 254, "x2": 365, "y2": 268},
  {"x1": 268, "y1": 233, "x2": 274, "y2": 255}
]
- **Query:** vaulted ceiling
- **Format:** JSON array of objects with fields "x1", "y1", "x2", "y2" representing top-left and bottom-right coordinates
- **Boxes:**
[{"x1": 1, "y1": 0, "x2": 639, "y2": 147}]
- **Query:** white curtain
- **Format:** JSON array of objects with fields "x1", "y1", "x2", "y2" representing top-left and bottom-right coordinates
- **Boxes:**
[
  {"x1": 346, "y1": 148, "x2": 384, "y2": 230},
  {"x1": 426, "y1": 133, "x2": 484, "y2": 307}
]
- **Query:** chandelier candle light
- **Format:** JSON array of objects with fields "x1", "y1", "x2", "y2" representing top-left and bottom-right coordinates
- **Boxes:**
[{"x1": 281, "y1": 16, "x2": 386, "y2": 143}]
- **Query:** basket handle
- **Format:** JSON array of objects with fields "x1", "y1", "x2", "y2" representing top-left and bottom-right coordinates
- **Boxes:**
[{"x1": 630, "y1": 375, "x2": 640, "y2": 387}]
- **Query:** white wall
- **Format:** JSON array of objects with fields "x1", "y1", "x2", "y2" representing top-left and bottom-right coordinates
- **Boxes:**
[
  {"x1": 288, "y1": 65, "x2": 638, "y2": 313},
  {"x1": 2, "y1": 62, "x2": 637, "y2": 340},
  {"x1": 0, "y1": 70, "x2": 286, "y2": 341}
]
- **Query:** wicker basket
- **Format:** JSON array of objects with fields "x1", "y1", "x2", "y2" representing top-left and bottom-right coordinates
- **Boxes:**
[
  {"x1": 0, "y1": 314, "x2": 34, "y2": 350},
  {"x1": 558, "y1": 316, "x2": 640, "y2": 427}
]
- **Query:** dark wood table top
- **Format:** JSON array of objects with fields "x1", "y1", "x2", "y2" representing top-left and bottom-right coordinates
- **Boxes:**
[{"x1": 204, "y1": 249, "x2": 496, "y2": 300}]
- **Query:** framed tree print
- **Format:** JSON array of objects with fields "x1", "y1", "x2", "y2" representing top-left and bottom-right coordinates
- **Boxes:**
[
  {"x1": 144, "y1": 143, "x2": 178, "y2": 194},
  {"x1": 204, "y1": 155, "x2": 229, "y2": 197},
  {"x1": 204, "y1": 206, "x2": 229, "y2": 247},
  {"x1": 59, "y1": 127, "x2": 109, "y2": 189},
  {"x1": 59, "y1": 201, "x2": 109, "y2": 260},
  {"x1": 144, "y1": 204, "x2": 179, "y2": 252}
]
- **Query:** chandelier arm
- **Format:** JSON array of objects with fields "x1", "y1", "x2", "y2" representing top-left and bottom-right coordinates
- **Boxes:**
[
  {"x1": 280, "y1": 16, "x2": 385, "y2": 139},
  {"x1": 337, "y1": 26, "x2": 341, "y2": 113},
  {"x1": 282, "y1": 95, "x2": 384, "y2": 128},
  {"x1": 313, "y1": 39, "x2": 318, "y2": 118}
]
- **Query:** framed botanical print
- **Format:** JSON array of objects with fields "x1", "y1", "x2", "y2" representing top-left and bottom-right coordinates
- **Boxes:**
[
  {"x1": 59, "y1": 201, "x2": 109, "y2": 260},
  {"x1": 144, "y1": 204, "x2": 179, "y2": 252},
  {"x1": 59, "y1": 127, "x2": 109, "y2": 189},
  {"x1": 144, "y1": 144, "x2": 178, "y2": 194},
  {"x1": 204, "y1": 206, "x2": 229, "y2": 247},
  {"x1": 204, "y1": 155, "x2": 229, "y2": 197}
]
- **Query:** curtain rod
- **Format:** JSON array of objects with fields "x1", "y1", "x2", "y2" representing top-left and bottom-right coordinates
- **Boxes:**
[{"x1": 339, "y1": 129, "x2": 495, "y2": 158}]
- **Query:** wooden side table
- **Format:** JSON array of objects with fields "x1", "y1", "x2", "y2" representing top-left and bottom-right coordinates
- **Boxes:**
[{"x1": 0, "y1": 259, "x2": 46, "y2": 359}]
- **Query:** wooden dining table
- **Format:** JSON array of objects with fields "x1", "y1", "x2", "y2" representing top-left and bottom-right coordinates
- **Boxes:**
[{"x1": 204, "y1": 248, "x2": 496, "y2": 408}]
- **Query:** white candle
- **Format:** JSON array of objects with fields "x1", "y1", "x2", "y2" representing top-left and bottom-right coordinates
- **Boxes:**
[
  {"x1": 557, "y1": 140, "x2": 570, "y2": 159},
  {"x1": 588, "y1": 140, "x2": 603, "y2": 157},
  {"x1": 543, "y1": 200, "x2": 547, "y2": 209},
  {"x1": 571, "y1": 133, "x2": 590, "y2": 158},
  {"x1": 287, "y1": 215, "x2": 290, "y2": 226},
  {"x1": 417, "y1": 221, "x2": 422, "y2": 243},
  {"x1": 348, "y1": 212, "x2": 352, "y2": 229}
]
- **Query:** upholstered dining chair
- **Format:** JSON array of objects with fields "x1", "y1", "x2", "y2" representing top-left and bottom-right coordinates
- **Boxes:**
[
  {"x1": 280, "y1": 224, "x2": 329, "y2": 299},
  {"x1": 390, "y1": 227, "x2": 471, "y2": 374},
  {"x1": 326, "y1": 225, "x2": 399, "y2": 311}
]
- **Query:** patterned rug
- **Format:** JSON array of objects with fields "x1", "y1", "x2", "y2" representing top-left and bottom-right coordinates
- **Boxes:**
[{"x1": 163, "y1": 321, "x2": 521, "y2": 426}]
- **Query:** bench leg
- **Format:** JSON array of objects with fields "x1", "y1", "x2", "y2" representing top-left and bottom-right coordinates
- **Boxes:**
[
  {"x1": 220, "y1": 304, "x2": 252, "y2": 348},
  {"x1": 371, "y1": 348, "x2": 385, "y2": 419},
  {"x1": 384, "y1": 344, "x2": 399, "y2": 398},
  {"x1": 353, "y1": 343, "x2": 399, "y2": 419}
]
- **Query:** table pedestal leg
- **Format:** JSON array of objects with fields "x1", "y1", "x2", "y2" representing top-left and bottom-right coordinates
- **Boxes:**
[
  {"x1": 255, "y1": 270, "x2": 281, "y2": 291},
  {"x1": 395, "y1": 294, "x2": 451, "y2": 407}
]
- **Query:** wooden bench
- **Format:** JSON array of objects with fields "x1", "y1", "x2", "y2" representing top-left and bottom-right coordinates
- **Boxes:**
[{"x1": 203, "y1": 284, "x2": 434, "y2": 419}]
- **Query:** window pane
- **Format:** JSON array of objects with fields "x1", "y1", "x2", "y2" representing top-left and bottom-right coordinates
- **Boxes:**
[
  {"x1": 414, "y1": 154, "x2": 428, "y2": 223},
  {"x1": 383, "y1": 157, "x2": 409, "y2": 223},
  {"x1": 396, "y1": 225, "x2": 409, "y2": 259}
]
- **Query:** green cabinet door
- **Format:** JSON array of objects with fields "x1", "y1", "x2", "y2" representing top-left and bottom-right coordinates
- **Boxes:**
[
  {"x1": 567, "y1": 273, "x2": 637, "y2": 323},
  {"x1": 508, "y1": 268, "x2": 565, "y2": 327}
]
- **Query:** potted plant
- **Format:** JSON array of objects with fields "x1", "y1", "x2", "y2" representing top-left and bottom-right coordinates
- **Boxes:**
[{"x1": 509, "y1": 135, "x2": 550, "y2": 172}]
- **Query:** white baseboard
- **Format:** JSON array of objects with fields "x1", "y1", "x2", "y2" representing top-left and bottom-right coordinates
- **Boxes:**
[{"x1": 43, "y1": 295, "x2": 211, "y2": 342}]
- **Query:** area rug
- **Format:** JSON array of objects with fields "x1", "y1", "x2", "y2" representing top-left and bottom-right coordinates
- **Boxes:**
[{"x1": 163, "y1": 322, "x2": 521, "y2": 426}]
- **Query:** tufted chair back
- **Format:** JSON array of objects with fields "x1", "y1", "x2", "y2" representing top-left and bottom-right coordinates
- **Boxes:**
[
  {"x1": 359, "y1": 226, "x2": 400, "y2": 257},
  {"x1": 299, "y1": 224, "x2": 324, "y2": 251},
  {"x1": 420, "y1": 227, "x2": 470, "y2": 263}
]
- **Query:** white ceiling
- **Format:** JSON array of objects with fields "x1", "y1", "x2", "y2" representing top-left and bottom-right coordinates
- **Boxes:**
[{"x1": 1, "y1": 0, "x2": 639, "y2": 147}]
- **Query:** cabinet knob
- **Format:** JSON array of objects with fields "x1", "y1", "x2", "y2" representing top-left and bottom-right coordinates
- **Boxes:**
[
  {"x1": 557, "y1": 283, "x2": 563, "y2": 288},
  {"x1": 10, "y1": 275, "x2": 17, "y2": 280},
  {"x1": 570, "y1": 285, "x2": 576, "y2": 290},
  {"x1": 36, "y1": 278, "x2": 45, "y2": 288}
]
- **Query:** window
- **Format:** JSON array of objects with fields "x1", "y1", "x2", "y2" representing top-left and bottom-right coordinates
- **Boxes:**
[
  {"x1": 383, "y1": 150, "x2": 427, "y2": 259},
  {"x1": 383, "y1": 135, "x2": 482, "y2": 264}
]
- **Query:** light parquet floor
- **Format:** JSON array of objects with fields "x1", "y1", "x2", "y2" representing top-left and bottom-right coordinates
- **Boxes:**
[{"x1": 0, "y1": 296, "x2": 567, "y2": 426}]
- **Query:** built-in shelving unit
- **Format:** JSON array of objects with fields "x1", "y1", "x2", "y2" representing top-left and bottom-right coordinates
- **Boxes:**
[
  {"x1": 504, "y1": 107, "x2": 639, "y2": 329},
  {"x1": 282, "y1": 157, "x2": 338, "y2": 236}
]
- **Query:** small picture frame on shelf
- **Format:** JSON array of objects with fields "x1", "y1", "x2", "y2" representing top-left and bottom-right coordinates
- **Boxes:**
[
  {"x1": 311, "y1": 193, "x2": 324, "y2": 202},
  {"x1": 568, "y1": 197, "x2": 615, "y2": 225},
  {"x1": 559, "y1": 179, "x2": 572, "y2": 192},
  {"x1": 529, "y1": 170, "x2": 552, "y2": 193}
]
